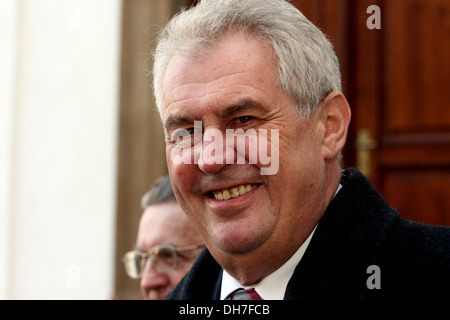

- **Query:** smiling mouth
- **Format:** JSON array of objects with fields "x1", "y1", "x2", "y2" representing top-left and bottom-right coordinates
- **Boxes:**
[{"x1": 209, "y1": 184, "x2": 259, "y2": 200}]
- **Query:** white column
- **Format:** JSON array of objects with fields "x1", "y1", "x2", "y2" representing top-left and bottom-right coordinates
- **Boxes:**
[
  {"x1": 0, "y1": 0, "x2": 19, "y2": 300},
  {"x1": 0, "y1": 0, "x2": 122, "y2": 299}
]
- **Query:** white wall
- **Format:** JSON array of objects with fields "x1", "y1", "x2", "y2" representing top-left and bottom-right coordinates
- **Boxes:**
[{"x1": 0, "y1": 0, "x2": 122, "y2": 299}]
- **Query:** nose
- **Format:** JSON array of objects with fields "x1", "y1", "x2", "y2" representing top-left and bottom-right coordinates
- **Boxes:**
[
  {"x1": 197, "y1": 144, "x2": 228, "y2": 174},
  {"x1": 196, "y1": 127, "x2": 232, "y2": 174},
  {"x1": 140, "y1": 263, "x2": 170, "y2": 300},
  {"x1": 197, "y1": 127, "x2": 232, "y2": 174}
]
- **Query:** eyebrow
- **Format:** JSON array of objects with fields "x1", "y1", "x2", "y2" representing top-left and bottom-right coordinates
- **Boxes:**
[
  {"x1": 218, "y1": 98, "x2": 267, "y2": 118},
  {"x1": 164, "y1": 98, "x2": 266, "y2": 131},
  {"x1": 164, "y1": 114, "x2": 197, "y2": 132}
]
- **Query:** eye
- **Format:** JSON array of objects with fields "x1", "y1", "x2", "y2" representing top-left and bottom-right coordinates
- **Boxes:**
[
  {"x1": 236, "y1": 116, "x2": 254, "y2": 124},
  {"x1": 171, "y1": 128, "x2": 194, "y2": 144},
  {"x1": 170, "y1": 127, "x2": 201, "y2": 147},
  {"x1": 172, "y1": 127, "x2": 194, "y2": 139}
]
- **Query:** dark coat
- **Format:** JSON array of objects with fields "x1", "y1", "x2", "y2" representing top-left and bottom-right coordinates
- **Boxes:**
[{"x1": 165, "y1": 168, "x2": 450, "y2": 300}]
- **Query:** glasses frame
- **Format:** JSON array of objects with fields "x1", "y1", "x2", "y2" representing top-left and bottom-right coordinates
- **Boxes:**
[{"x1": 122, "y1": 244, "x2": 205, "y2": 279}]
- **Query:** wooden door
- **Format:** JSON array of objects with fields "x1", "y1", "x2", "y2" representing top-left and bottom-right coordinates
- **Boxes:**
[{"x1": 294, "y1": 0, "x2": 450, "y2": 226}]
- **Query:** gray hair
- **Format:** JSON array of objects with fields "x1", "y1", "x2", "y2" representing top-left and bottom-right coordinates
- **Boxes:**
[
  {"x1": 153, "y1": 0, "x2": 341, "y2": 119},
  {"x1": 140, "y1": 175, "x2": 176, "y2": 210}
]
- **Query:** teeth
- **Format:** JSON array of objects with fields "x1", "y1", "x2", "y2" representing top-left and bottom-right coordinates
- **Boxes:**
[
  {"x1": 222, "y1": 189, "x2": 231, "y2": 200},
  {"x1": 230, "y1": 187, "x2": 239, "y2": 198},
  {"x1": 212, "y1": 184, "x2": 257, "y2": 200}
]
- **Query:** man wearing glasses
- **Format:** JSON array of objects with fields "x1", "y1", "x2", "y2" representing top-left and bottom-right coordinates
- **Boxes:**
[{"x1": 122, "y1": 175, "x2": 204, "y2": 300}]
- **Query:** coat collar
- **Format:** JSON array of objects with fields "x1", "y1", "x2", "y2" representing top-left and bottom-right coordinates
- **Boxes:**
[{"x1": 284, "y1": 168, "x2": 400, "y2": 299}]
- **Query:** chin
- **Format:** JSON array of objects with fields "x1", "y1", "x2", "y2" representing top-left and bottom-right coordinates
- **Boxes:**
[{"x1": 213, "y1": 227, "x2": 269, "y2": 255}]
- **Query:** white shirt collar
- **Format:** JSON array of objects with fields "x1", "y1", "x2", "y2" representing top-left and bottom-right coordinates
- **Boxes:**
[{"x1": 220, "y1": 183, "x2": 342, "y2": 300}]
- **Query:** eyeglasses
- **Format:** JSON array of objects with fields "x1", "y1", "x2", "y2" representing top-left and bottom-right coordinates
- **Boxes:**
[{"x1": 122, "y1": 244, "x2": 204, "y2": 279}]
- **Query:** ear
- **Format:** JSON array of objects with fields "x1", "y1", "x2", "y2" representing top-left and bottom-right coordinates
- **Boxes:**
[{"x1": 319, "y1": 91, "x2": 351, "y2": 161}]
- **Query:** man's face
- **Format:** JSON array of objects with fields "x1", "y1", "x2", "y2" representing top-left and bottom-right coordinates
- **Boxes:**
[
  {"x1": 137, "y1": 202, "x2": 203, "y2": 300},
  {"x1": 162, "y1": 32, "x2": 329, "y2": 280}
]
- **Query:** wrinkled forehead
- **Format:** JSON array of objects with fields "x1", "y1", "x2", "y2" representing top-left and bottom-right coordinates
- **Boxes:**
[
  {"x1": 162, "y1": 32, "x2": 280, "y2": 126},
  {"x1": 162, "y1": 31, "x2": 277, "y2": 101}
]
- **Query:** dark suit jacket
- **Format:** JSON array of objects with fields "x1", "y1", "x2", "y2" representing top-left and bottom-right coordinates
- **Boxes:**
[{"x1": 165, "y1": 168, "x2": 450, "y2": 300}]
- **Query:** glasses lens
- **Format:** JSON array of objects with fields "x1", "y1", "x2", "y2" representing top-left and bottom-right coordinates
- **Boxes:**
[
  {"x1": 153, "y1": 247, "x2": 177, "y2": 272},
  {"x1": 123, "y1": 251, "x2": 145, "y2": 279}
]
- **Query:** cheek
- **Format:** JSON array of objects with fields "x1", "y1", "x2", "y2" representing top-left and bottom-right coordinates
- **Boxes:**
[
  {"x1": 279, "y1": 123, "x2": 320, "y2": 164},
  {"x1": 257, "y1": 129, "x2": 280, "y2": 176},
  {"x1": 167, "y1": 164, "x2": 191, "y2": 211},
  {"x1": 273, "y1": 129, "x2": 323, "y2": 195},
  {"x1": 168, "y1": 270, "x2": 187, "y2": 284},
  {"x1": 167, "y1": 147, "x2": 193, "y2": 191},
  {"x1": 167, "y1": 266, "x2": 195, "y2": 289},
  {"x1": 166, "y1": 156, "x2": 204, "y2": 218}
]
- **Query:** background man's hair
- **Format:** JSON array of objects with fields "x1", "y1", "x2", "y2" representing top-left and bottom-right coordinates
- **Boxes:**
[{"x1": 140, "y1": 175, "x2": 176, "y2": 210}]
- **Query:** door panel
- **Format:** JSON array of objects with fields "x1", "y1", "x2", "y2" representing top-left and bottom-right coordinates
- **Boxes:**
[
  {"x1": 384, "y1": 0, "x2": 450, "y2": 135},
  {"x1": 382, "y1": 167, "x2": 450, "y2": 226}
]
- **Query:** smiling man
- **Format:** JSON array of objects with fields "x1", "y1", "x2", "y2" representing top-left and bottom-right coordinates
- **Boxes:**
[{"x1": 153, "y1": 0, "x2": 450, "y2": 300}]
